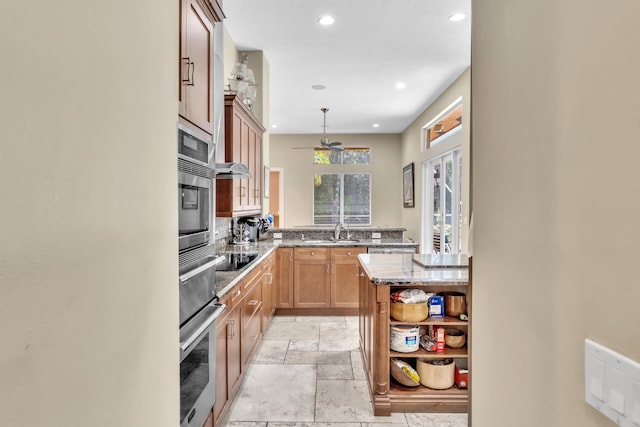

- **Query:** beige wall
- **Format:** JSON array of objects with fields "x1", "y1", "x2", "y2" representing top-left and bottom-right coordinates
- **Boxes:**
[
  {"x1": 472, "y1": 1, "x2": 640, "y2": 426},
  {"x1": 269, "y1": 134, "x2": 402, "y2": 227},
  {"x1": 0, "y1": 1, "x2": 178, "y2": 426},
  {"x1": 400, "y1": 69, "x2": 471, "y2": 249}
]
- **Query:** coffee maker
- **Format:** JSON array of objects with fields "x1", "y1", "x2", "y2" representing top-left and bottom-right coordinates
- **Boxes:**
[{"x1": 231, "y1": 217, "x2": 260, "y2": 245}]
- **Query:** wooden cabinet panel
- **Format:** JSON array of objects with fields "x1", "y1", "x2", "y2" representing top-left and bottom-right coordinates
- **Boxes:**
[
  {"x1": 331, "y1": 262, "x2": 360, "y2": 308},
  {"x1": 294, "y1": 247, "x2": 329, "y2": 260},
  {"x1": 276, "y1": 248, "x2": 294, "y2": 308},
  {"x1": 241, "y1": 308, "x2": 262, "y2": 366},
  {"x1": 294, "y1": 260, "x2": 331, "y2": 308},
  {"x1": 226, "y1": 308, "x2": 242, "y2": 398},
  {"x1": 212, "y1": 320, "x2": 228, "y2": 424},
  {"x1": 261, "y1": 253, "x2": 276, "y2": 330},
  {"x1": 242, "y1": 279, "x2": 263, "y2": 321},
  {"x1": 217, "y1": 94, "x2": 266, "y2": 217},
  {"x1": 331, "y1": 247, "x2": 365, "y2": 308},
  {"x1": 213, "y1": 305, "x2": 240, "y2": 426},
  {"x1": 179, "y1": 0, "x2": 214, "y2": 134}
]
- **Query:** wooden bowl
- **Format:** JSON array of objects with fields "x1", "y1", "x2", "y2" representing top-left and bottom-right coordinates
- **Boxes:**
[
  {"x1": 444, "y1": 328, "x2": 466, "y2": 349},
  {"x1": 390, "y1": 358, "x2": 420, "y2": 387}
]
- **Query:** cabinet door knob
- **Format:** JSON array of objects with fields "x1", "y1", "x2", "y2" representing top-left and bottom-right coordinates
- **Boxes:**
[
  {"x1": 311, "y1": 251, "x2": 315, "y2": 256},
  {"x1": 347, "y1": 251, "x2": 351, "y2": 256}
]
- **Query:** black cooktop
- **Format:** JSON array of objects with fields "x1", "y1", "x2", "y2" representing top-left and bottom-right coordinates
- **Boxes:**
[{"x1": 215, "y1": 253, "x2": 258, "y2": 271}]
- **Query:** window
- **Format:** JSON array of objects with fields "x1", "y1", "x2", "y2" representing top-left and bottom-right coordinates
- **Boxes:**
[
  {"x1": 424, "y1": 148, "x2": 463, "y2": 254},
  {"x1": 313, "y1": 147, "x2": 371, "y2": 165},
  {"x1": 313, "y1": 173, "x2": 371, "y2": 225},
  {"x1": 422, "y1": 98, "x2": 463, "y2": 150}
]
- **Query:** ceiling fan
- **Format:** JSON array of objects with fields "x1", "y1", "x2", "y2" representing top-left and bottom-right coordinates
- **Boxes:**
[{"x1": 293, "y1": 108, "x2": 344, "y2": 152}]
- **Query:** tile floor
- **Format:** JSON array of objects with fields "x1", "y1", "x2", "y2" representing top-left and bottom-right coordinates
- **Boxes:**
[{"x1": 220, "y1": 315, "x2": 468, "y2": 427}]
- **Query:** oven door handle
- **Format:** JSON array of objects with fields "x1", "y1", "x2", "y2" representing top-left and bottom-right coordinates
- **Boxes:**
[
  {"x1": 178, "y1": 255, "x2": 226, "y2": 283},
  {"x1": 180, "y1": 303, "x2": 227, "y2": 353}
]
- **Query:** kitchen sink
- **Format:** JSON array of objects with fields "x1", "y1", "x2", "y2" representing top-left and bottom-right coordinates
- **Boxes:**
[{"x1": 302, "y1": 238, "x2": 361, "y2": 244}]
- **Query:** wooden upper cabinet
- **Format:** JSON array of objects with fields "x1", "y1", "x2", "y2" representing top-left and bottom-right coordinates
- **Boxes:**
[
  {"x1": 217, "y1": 94, "x2": 266, "y2": 217},
  {"x1": 179, "y1": 0, "x2": 224, "y2": 135}
]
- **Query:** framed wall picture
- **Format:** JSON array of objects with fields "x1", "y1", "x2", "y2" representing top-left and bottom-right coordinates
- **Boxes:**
[
  {"x1": 403, "y1": 162, "x2": 415, "y2": 208},
  {"x1": 263, "y1": 165, "x2": 270, "y2": 198}
]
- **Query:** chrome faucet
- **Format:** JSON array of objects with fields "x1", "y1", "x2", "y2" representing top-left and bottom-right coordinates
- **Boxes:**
[{"x1": 334, "y1": 221, "x2": 342, "y2": 240}]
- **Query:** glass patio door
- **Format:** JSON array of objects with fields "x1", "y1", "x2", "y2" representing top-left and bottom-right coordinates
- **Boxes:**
[{"x1": 424, "y1": 148, "x2": 462, "y2": 254}]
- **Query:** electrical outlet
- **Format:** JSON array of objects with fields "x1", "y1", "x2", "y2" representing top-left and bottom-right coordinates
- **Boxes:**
[
  {"x1": 371, "y1": 232, "x2": 381, "y2": 239},
  {"x1": 273, "y1": 232, "x2": 283, "y2": 239}
]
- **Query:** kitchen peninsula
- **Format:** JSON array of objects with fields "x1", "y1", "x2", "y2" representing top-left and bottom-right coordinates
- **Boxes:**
[{"x1": 357, "y1": 253, "x2": 471, "y2": 416}]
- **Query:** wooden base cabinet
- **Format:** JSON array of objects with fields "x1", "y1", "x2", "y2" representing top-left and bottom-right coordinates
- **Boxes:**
[
  {"x1": 213, "y1": 252, "x2": 275, "y2": 426},
  {"x1": 276, "y1": 247, "x2": 364, "y2": 313},
  {"x1": 358, "y1": 273, "x2": 471, "y2": 416}
]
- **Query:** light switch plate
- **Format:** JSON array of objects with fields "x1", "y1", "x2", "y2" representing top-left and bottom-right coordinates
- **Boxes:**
[
  {"x1": 585, "y1": 339, "x2": 640, "y2": 426},
  {"x1": 631, "y1": 379, "x2": 640, "y2": 425},
  {"x1": 371, "y1": 232, "x2": 381, "y2": 239},
  {"x1": 273, "y1": 232, "x2": 282, "y2": 239}
]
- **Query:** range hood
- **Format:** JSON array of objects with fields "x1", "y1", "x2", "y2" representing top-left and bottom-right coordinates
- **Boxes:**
[{"x1": 215, "y1": 162, "x2": 251, "y2": 179}]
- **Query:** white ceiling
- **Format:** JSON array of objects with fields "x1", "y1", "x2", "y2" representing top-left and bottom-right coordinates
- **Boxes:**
[{"x1": 223, "y1": 0, "x2": 471, "y2": 135}]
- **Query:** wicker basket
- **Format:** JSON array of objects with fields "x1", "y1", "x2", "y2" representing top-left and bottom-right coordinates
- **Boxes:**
[
  {"x1": 390, "y1": 302, "x2": 428, "y2": 322},
  {"x1": 416, "y1": 358, "x2": 455, "y2": 389}
]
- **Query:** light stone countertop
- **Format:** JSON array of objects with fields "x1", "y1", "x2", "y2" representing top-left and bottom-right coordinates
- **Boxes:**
[
  {"x1": 215, "y1": 238, "x2": 421, "y2": 298},
  {"x1": 358, "y1": 253, "x2": 469, "y2": 285}
]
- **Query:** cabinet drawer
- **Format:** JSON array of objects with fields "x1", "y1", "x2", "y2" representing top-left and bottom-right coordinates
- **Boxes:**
[
  {"x1": 243, "y1": 280, "x2": 263, "y2": 320},
  {"x1": 242, "y1": 264, "x2": 262, "y2": 290},
  {"x1": 225, "y1": 285, "x2": 243, "y2": 310},
  {"x1": 294, "y1": 247, "x2": 329, "y2": 260},
  {"x1": 331, "y1": 247, "x2": 366, "y2": 261},
  {"x1": 241, "y1": 307, "x2": 262, "y2": 365}
]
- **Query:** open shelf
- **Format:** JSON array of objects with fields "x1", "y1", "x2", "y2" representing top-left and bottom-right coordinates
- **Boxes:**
[
  {"x1": 389, "y1": 347, "x2": 468, "y2": 359},
  {"x1": 389, "y1": 382, "x2": 468, "y2": 396},
  {"x1": 390, "y1": 315, "x2": 469, "y2": 326}
]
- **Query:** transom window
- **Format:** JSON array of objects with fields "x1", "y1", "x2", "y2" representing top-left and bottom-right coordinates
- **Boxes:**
[
  {"x1": 313, "y1": 147, "x2": 371, "y2": 165},
  {"x1": 423, "y1": 98, "x2": 463, "y2": 149},
  {"x1": 313, "y1": 173, "x2": 371, "y2": 225}
]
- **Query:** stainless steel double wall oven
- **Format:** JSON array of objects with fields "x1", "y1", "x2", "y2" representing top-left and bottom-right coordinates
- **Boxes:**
[{"x1": 177, "y1": 122, "x2": 226, "y2": 427}]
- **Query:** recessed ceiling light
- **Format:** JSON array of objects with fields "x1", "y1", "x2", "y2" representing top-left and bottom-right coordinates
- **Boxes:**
[
  {"x1": 449, "y1": 13, "x2": 466, "y2": 22},
  {"x1": 372, "y1": 123, "x2": 380, "y2": 128},
  {"x1": 318, "y1": 16, "x2": 335, "y2": 26},
  {"x1": 311, "y1": 84, "x2": 326, "y2": 90},
  {"x1": 395, "y1": 82, "x2": 406, "y2": 90},
  {"x1": 271, "y1": 124, "x2": 278, "y2": 129}
]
